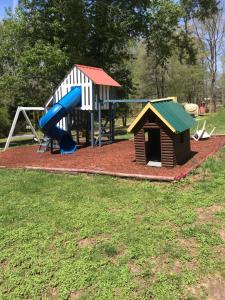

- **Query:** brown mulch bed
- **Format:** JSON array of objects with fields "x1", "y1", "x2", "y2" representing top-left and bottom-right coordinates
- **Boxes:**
[{"x1": 0, "y1": 136, "x2": 225, "y2": 181}]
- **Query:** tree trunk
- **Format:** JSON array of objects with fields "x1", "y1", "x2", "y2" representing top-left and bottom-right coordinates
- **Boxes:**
[
  {"x1": 160, "y1": 70, "x2": 165, "y2": 97},
  {"x1": 210, "y1": 73, "x2": 216, "y2": 113},
  {"x1": 154, "y1": 70, "x2": 160, "y2": 98}
]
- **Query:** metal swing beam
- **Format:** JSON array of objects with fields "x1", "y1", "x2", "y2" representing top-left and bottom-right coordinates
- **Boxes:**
[{"x1": 103, "y1": 97, "x2": 177, "y2": 104}]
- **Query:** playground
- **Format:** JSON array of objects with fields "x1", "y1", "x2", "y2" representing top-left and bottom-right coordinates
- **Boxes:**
[{"x1": 2, "y1": 64, "x2": 224, "y2": 181}]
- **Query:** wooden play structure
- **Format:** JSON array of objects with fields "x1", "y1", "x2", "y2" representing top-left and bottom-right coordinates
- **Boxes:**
[
  {"x1": 128, "y1": 99, "x2": 196, "y2": 167},
  {"x1": 41, "y1": 65, "x2": 177, "y2": 151},
  {"x1": 45, "y1": 64, "x2": 121, "y2": 147},
  {"x1": 4, "y1": 63, "x2": 197, "y2": 169}
]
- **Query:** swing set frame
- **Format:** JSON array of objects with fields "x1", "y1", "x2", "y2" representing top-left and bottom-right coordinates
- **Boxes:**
[{"x1": 4, "y1": 106, "x2": 44, "y2": 151}]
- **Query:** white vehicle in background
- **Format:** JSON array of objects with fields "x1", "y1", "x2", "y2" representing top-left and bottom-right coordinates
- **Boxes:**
[{"x1": 184, "y1": 103, "x2": 199, "y2": 117}]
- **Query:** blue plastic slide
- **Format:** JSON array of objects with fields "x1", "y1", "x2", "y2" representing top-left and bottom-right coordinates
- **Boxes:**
[{"x1": 39, "y1": 86, "x2": 81, "y2": 154}]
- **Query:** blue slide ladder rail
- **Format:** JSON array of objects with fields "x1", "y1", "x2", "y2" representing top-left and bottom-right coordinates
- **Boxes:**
[{"x1": 39, "y1": 86, "x2": 81, "y2": 154}]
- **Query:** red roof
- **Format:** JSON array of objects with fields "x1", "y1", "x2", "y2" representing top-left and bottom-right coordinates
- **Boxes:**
[{"x1": 75, "y1": 64, "x2": 121, "y2": 87}]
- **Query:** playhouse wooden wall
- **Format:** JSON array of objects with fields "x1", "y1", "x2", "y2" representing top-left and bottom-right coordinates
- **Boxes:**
[
  {"x1": 133, "y1": 111, "x2": 191, "y2": 167},
  {"x1": 45, "y1": 65, "x2": 113, "y2": 130},
  {"x1": 174, "y1": 129, "x2": 191, "y2": 164}
]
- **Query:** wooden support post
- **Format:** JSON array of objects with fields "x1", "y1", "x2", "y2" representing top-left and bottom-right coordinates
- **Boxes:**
[
  {"x1": 98, "y1": 100, "x2": 102, "y2": 147},
  {"x1": 76, "y1": 130, "x2": 80, "y2": 145},
  {"x1": 111, "y1": 104, "x2": 115, "y2": 143},
  {"x1": 66, "y1": 113, "x2": 71, "y2": 134},
  {"x1": 4, "y1": 107, "x2": 21, "y2": 151},
  {"x1": 109, "y1": 103, "x2": 113, "y2": 144},
  {"x1": 86, "y1": 112, "x2": 90, "y2": 146},
  {"x1": 90, "y1": 111, "x2": 95, "y2": 147}
]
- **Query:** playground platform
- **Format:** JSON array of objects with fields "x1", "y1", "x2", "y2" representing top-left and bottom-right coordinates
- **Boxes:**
[{"x1": 0, "y1": 136, "x2": 225, "y2": 181}]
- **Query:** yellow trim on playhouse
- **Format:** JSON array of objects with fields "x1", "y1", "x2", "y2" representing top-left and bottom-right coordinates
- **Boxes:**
[{"x1": 128, "y1": 99, "x2": 176, "y2": 133}]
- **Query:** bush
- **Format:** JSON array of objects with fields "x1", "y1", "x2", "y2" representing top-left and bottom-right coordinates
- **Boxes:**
[{"x1": 0, "y1": 106, "x2": 10, "y2": 138}]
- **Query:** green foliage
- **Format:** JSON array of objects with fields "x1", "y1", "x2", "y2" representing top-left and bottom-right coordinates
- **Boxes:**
[
  {"x1": 129, "y1": 41, "x2": 207, "y2": 102},
  {"x1": 0, "y1": 0, "x2": 150, "y2": 115},
  {"x1": 115, "y1": 103, "x2": 130, "y2": 127},
  {"x1": 0, "y1": 0, "x2": 223, "y2": 132},
  {"x1": 145, "y1": 1, "x2": 182, "y2": 67},
  {"x1": 180, "y1": 0, "x2": 219, "y2": 20},
  {"x1": 0, "y1": 15, "x2": 69, "y2": 108},
  {"x1": 0, "y1": 106, "x2": 10, "y2": 137},
  {"x1": 129, "y1": 42, "x2": 158, "y2": 99},
  {"x1": 16, "y1": 41, "x2": 68, "y2": 107},
  {"x1": 101, "y1": 243, "x2": 118, "y2": 257},
  {"x1": 165, "y1": 54, "x2": 207, "y2": 102}
]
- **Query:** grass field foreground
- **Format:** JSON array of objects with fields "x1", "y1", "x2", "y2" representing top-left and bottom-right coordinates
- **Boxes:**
[{"x1": 0, "y1": 147, "x2": 225, "y2": 299}]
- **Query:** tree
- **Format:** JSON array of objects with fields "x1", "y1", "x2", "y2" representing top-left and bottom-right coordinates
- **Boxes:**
[
  {"x1": 180, "y1": 0, "x2": 224, "y2": 111},
  {"x1": 0, "y1": 17, "x2": 68, "y2": 109},
  {"x1": 2, "y1": 0, "x2": 218, "y2": 136},
  {"x1": 192, "y1": 4, "x2": 225, "y2": 111},
  {"x1": 129, "y1": 40, "x2": 207, "y2": 103},
  {"x1": 140, "y1": 0, "x2": 222, "y2": 99},
  {"x1": 144, "y1": 0, "x2": 186, "y2": 97},
  {"x1": 17, "y1": 0, "x2": 149, "y2": 96},
  {"x1": 166, "y1": 52, "x2": 208, "y2": 103},
  {"x1": 128, "y1": 41, "x2": 159, "y2": 99}
]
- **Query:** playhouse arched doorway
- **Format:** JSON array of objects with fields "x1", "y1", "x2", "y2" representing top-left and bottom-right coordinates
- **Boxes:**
[{"x1": 145, "y1": 128, "x2": 162, "y2": 166}]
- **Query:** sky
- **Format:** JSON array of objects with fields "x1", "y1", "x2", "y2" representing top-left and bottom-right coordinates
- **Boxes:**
[{"x1": 0, "y1": 0, "x2": 18, "y2": 19}]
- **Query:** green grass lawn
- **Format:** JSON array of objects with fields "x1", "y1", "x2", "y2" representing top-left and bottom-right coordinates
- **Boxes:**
[
  {"x1": 1, "y1": 148, "x2": 225, "y2": 299},
  {"x1": 193, "y1": 108, "x2": 225, "y2": 135}
]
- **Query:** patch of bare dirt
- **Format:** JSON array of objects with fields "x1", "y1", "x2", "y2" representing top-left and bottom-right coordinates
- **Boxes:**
[
  {"x1": 196, "y1": 204, "x2": 225, "y2": 224},
  {"x1": 77, "y1": 238, "x2": 96, "y2": 248},
  {"x1": 177, "y1": 182, "x2": 194, "y2": 191},
  {"x1": 133, "y1": 276, "x2": 147, "y2": 290},
  {"x1": 0, "y1": 259, "x2": 9, "y2": 271},
  {"x1": 113, "y1": 288, "x2": 123, "y2": 297},
  {"x1": 43, "y1": 287, "x2": 59, "y2": 299},
  {"x1": 186, "y1": 259, "x2": 199, "y2": 271},
  {"x1": 135, "y1": 213, "x2": 143, "y2": 223},
  {"x1": 108, "y1": 207, "x2": 124, "y2": 213},
  {"x1": 189, "y1": 274, "x2": 225, "y2": 300},
  {"x1": 69, "y1": 290, "x2": 83, "y2": 300},
  {"x1": 213, "y1": 245, "x2": 225, "y2": 260},
  {"x1": 49, "y1": 239, "x2": 57, "y2": 251},
  {"x1": 154, "y1": 257, "x2": 198, "y2": 276},
  {"x1": 171, "y1": 260, "x2": 182, "y2": 274},
  {"x1": 150, "y1": 253, "x2": 170, "y2": 274},
  {"x1": 219, "y1": 229, "x2": 225, "y2": 242},
  {"x1": 149, "y1": 239, "x2": 199, "y2": 277},
  {"x1": 193, "y1": 169, "x2": 212, "y2": 181},
  {"x1": 129, "y1": 262, "x2": 147, "y2": 295},
  {"x1": 109, "y1": 247, "x2": 128, "y2": 264},
  {"x1": 178, "y1": 237, "x2": 199, "y2": 257},
  {"x1": 129, "y1": 262, "x2": 142, "y2": 274},
  {"x1": 171, "y1": 258, "x2": 198, "y2": 274}
]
